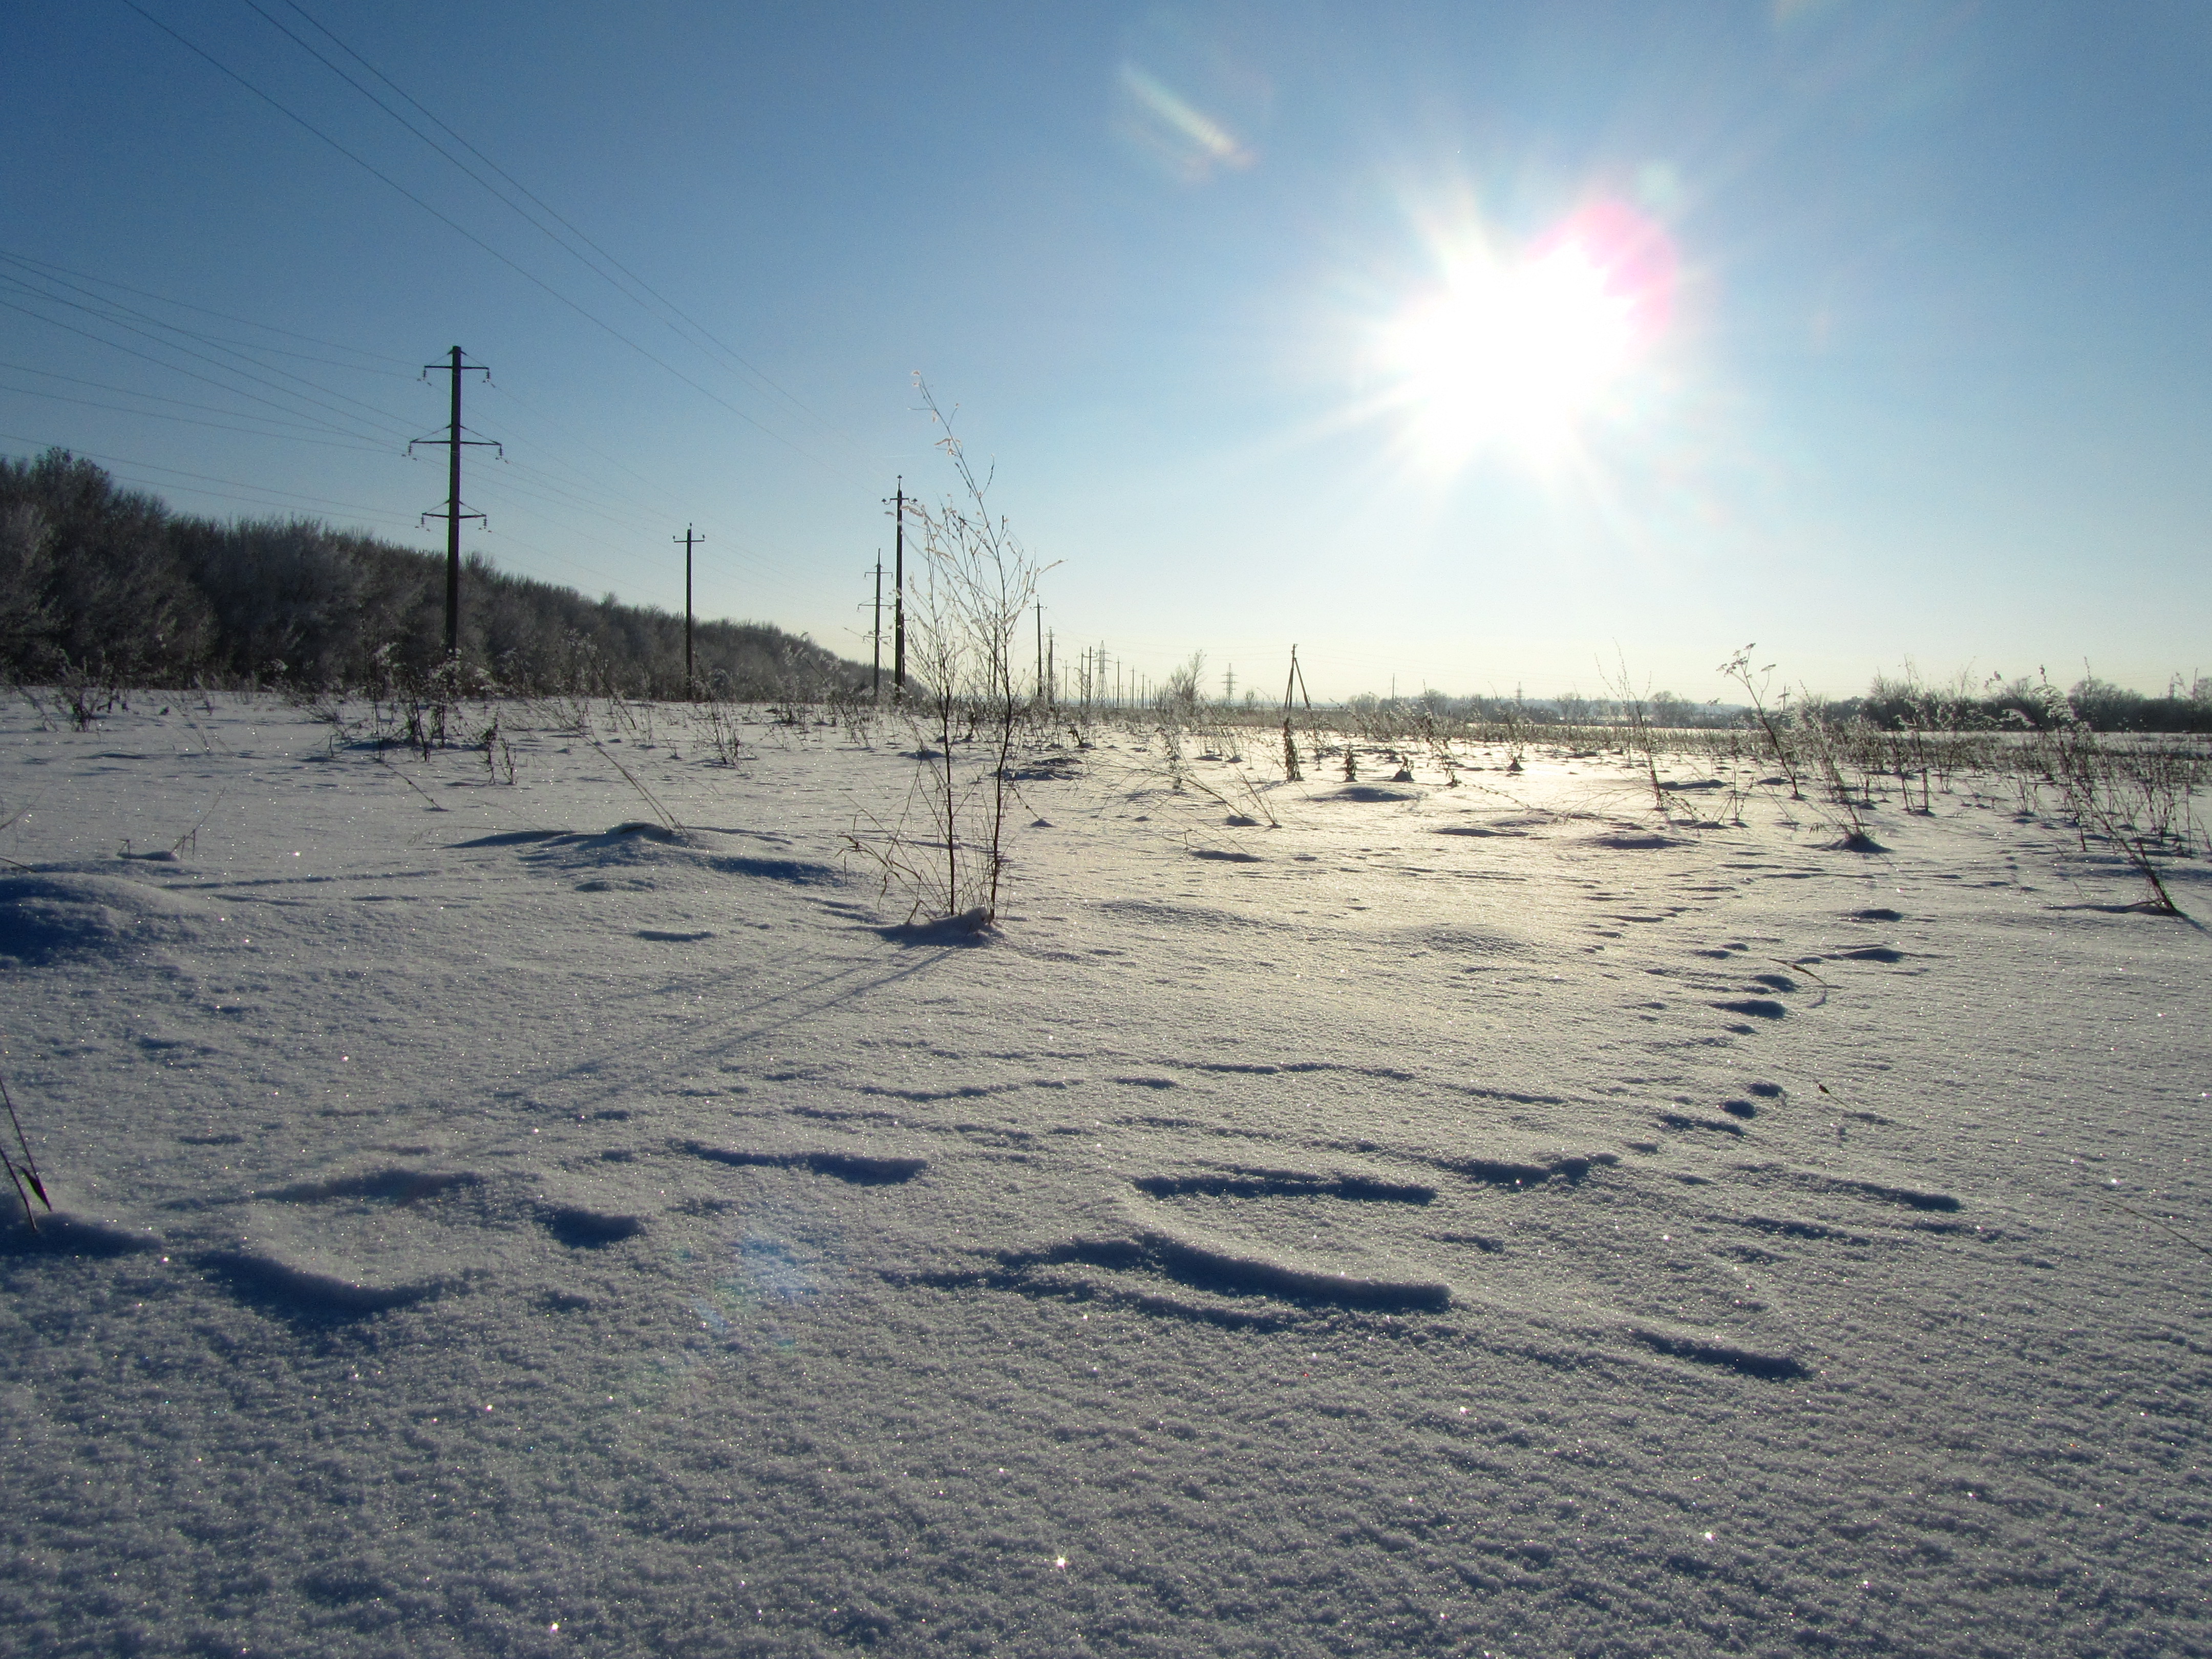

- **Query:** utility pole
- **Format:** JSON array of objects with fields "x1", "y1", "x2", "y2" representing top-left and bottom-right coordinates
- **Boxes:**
[
  {"x1": 410, "y1": 346, "x2": 497, "y2": 661},
  {"x1": 883, "y1": 478, "x2": 908, "y2": 697},
  {"x1": 674, "y1": 525, "x2": 704, "y2": 698},
  {"x1": 1224, "y1": 664, "x2": 1236, "y2": 703},
  {"x1": 871, "y1": 552, "x2": 884, "y2": 699},
  {"x1": 1035, "y1": 602, "x2": 1044, "y2": 704}
]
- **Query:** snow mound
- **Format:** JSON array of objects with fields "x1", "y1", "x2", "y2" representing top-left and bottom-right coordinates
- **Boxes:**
[
  {"x1": 199, "y1": 1248, "x2": 453, "y2": 1317},
  {"x1": 953, "y1": 1168, "x2": 1467, "y2": 1317},
  {"x1": 201, "y1": 1163, "x2": 522, "y2": 1320},
  {"x1": 0, "y1": 872, "x2": 215, "y2": 962},
  {"x1": 1324, "y1": 784, "x2": 1420, "y2": 803},
  {"x1": 538, "y1": 1203, "x2": 647, "y2": 1247},
  {"x1": 504, "y1": 822, "x2": 846, "y2": 887},
  {"x1": 1129, "y1": 1224, "x2": 1453, "y2": 1311},
  {"x1": 998, "y1": 1227, "x2": 1453, "y2": 1315},
  {"x1": 1131, "y1": 1169, "x2": 1435, "y2": 1203},
  {"x1": 682, "y1": 1141, "x2": 927, "y2": 1185},
  {"x1": 1629, "y1": 1326, "x2": 1806, "y2": 1381},
  {"x1": 260, "y1": 1167, "x2": 480, "y2": 1204},
  {"x1": 0, "y1": 1210, "x2": 162, "y2": 1256}
]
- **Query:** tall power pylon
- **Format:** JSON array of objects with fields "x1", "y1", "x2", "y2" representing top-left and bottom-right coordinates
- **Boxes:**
[{"x1": 410, "y1": 347, "x2": 498, "y2": 660}]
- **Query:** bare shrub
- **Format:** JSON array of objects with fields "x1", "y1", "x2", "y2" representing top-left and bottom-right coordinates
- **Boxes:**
[
  {"x1": 2025, "y1": 681, "x2": 2201, "y2": 917},
  {"x1": 846, "y1": 382, "x2": 1050, "y2": 925}
]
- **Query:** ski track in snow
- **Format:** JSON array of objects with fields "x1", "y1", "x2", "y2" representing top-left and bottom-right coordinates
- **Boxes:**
[{"x1": 0, "y1": 697, "x2": 2206, "y2": 1657}]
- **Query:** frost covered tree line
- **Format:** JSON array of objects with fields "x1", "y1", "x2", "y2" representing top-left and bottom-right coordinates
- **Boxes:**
[{"x1": 0, "y1": 448, "x2": 867, "y2": 700}]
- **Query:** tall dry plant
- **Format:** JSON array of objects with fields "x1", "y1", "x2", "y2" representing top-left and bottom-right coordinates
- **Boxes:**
[
  {"x1": 2025, "y1": 678, "x2": 2197, "y2": 917},
  {"x1": 850, "y1": 380, "x2": 1051, "y2": 925},
  {"x1": 1719, "y1": 645, "x2": 1803, "y2": 798},
  {"x1": 1600, "y1": 651, "x2": 1670, "y2": 816}
]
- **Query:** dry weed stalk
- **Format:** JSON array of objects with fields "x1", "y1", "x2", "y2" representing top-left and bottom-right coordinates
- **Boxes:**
[
  {"x1": 590, "y1": 737, "x2": 683, "y2": 836},
  {"x1": 1793, "y1": 696, "x2": 1882, "y2": 849},
  {"x1": 1719, "y1": 646, "x2": 1803, "y2": 799},
  {"x1": 2027, "y1": 686, "x2": 2197, "y2": 916},
  {"x1": 1, "y1": 1066, "x2": 52, "y2": 1231},
  {"x1": 1599, "y1": 652, "x2": 1671, "y2": 818},
  {"x1": 846, "y1": 380, "x2": 1051, "y2": 925}
]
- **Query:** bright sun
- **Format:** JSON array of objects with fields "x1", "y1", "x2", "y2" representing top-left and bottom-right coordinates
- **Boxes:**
[{"x1": 1378, "y1": 201, "x2": 1674, "y2": 470}]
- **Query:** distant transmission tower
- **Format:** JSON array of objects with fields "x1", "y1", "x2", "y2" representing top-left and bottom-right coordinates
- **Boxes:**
[
  {"x1": 410, "y1": 347, "x2": 499, "y2": 660},
  {"x1": 675, "y1": 525, "x2": 705, "y2": 698}
]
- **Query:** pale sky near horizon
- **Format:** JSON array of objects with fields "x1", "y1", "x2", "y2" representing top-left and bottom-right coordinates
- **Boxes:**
[{"x1": 4, "y1": 2, "x2": 2206, "y2": 701}]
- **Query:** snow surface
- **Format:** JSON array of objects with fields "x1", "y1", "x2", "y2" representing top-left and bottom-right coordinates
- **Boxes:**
[{"x1": 0, "y1": 695, "x2": 2205, "y2": 1658}]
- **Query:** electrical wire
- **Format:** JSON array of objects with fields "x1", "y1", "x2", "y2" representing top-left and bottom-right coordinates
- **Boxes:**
[
  {"x1": 0, "y1": 377, "x2": 401, "y2": 453},
  {"x1": 0, "y1": 431, "x2": 426, "y2": 528},
  {"x1": 0, "y1": 265, "x2": 419, "y2": 438},
  {"x1": 0, "y1": 367, "x2": 824, "y2": 599},
  {"x1": 463, "y1": 465, "x2": 801, "y2": 594},
  {"x1": 0, "y1": 286, "x2": 411, "y2": 448},
  {"x1": 118, "y1": 0, "x2": 857, "y2": 482},
  {"x1": 477, "y1": 379, "x2": 699, "y2": 518},
  {"x1": 0, "y1": 264, "x2": 721, "y2": 561},
  {"x1": 266, "y1": 0, "x2": 883, "y2": 474},
  {"x1": 0, "y1": 247, "x2": 415, "y2": 369}
]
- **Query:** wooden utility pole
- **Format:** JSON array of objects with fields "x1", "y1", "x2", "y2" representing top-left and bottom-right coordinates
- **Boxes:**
[
  {"x1": 409, "y1": 346, "x2": 497, "y2": 660},
  {"x1": 871, "y1": 552, "x2": 884, "y2": 699},
  {"x1": 675, "y1": 525, "x2": 704, "y2": 697},
  {"x1": 883, "y1": 478, "x2": 908, "y2": 697},
  {"x1": 1282, "y1": 644, "x2": 1311, "y2": 782}
]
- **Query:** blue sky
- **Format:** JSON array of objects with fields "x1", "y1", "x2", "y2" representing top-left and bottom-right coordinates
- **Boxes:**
[{"x1": 4, "y1": 2, "x2": 2206, "y2": 700}]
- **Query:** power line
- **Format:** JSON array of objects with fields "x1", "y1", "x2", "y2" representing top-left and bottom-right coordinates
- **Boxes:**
[
  {"x1": 479, "y1": 379, "x2": 693, "y2": 517},
  {"x1": 0, "y1": 246, "x2": 416, "y2": 368},
  {"x1": 0, "y1": 435, "x2": 816, "y2": 619},
  {"x1": 0, "y1": 267, "x2": 421, "y2": 437},
  {"x1": 5, "y1": 253, "x2": 708, "y2": 535},
  {"x1": 0, "y1": 432, "x2": 423, "y2": 526},
  {"x1": 0, "y1": 368, "x2": 398, "y2": 453},
  {"x1": 117, "y1": 0, "x2": 858, "y2": 481},
  {"x1": 0, "y1": 292, "x2": 406, "y2": 448},
  {"x1": 0, "y1": 265, "x2": 797, "y2": 589},
  {"x1": 0, "y1": 274, "x2": 417, "y2": 441},
  {"x1": 461, "y1": 458, "x2": 795, "y2": 591},
  {"x1": 265, "y1": 0, "x2": 881, "y2": 472}
]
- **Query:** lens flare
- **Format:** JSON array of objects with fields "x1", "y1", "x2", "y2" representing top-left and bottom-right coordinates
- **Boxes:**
[{"x1": 1378, "y1": 199, "x2": 1676, "y2": 470}]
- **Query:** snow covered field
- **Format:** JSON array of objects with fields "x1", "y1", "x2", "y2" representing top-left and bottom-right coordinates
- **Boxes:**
[{"x1": 1, "y1": 695, "x2": 2205, "y2": 1658}]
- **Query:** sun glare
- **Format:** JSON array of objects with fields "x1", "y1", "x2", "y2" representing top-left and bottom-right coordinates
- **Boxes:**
[{"x1": 1378, "y1": 201, "x2": 1675, "y2": 471}]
